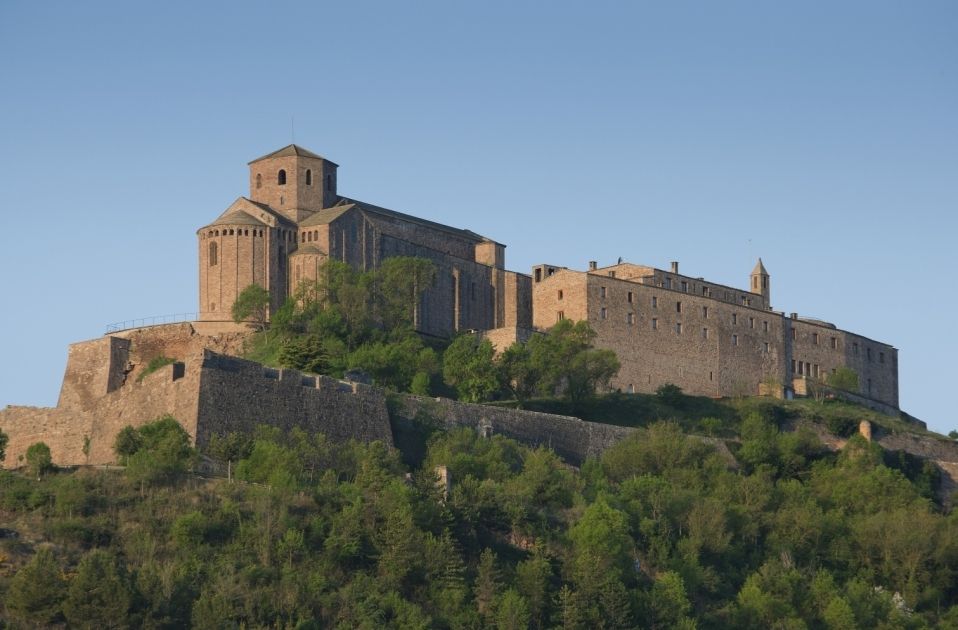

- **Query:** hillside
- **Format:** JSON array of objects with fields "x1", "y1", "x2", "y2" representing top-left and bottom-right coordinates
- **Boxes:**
[{"x1": 2, "y1": 395, "x2": 958, "y2": 628}]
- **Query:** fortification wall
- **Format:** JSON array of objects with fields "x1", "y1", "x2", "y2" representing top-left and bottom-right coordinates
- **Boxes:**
[
  {"x1": 111, "y1": 322, "x2": 250, "y2": 382},
  {"x1": 0, "y1": 328, "x2": 391, "y2": 468},
  {"x1": 0, "y1": 406, "x2": 90, "y2": 469},
  {"x1": 57, "y1": 336, "x2": 131, "y2": 409},
  {"x1": 194, "y1": 351, "x2": 393, "y2": 448},
  {"x1": 393, "y1": 395, "x2": 635, "y2": 464},
  {"x1": 1, "y1": 358, "x2": 200, "y2": 467}
]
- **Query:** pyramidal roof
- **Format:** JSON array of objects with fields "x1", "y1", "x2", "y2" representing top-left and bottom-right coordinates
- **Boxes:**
[
  {"x1": 248, "y1": 144, "x2": 337, "y2": 165},
  {"x1": 752, "y1": 258, "x2": 769, "y2": 275}
]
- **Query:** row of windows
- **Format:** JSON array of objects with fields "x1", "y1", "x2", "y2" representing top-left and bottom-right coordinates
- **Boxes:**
[
  {"x1": 254, "y1": 170, "x2": 333, "y2": 190},
  {"x1": 206, "y1": 228, "x2": 265, "y2": 238}
]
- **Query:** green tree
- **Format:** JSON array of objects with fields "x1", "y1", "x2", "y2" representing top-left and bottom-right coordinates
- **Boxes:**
[
  {"x1": 25, "y1": 441, "x2": 53, "y2": 479},
  {"x1": 528, "y1": 320, "x2": 620, "y2": 405},
  {"x1": 516, "y1": 550, "x2": 553, "y2": 629},
  {"x1": 495, "y1": 588, "x2": 531, "y2": 630},
  {"x1": 569, "y1": 496, "x2": 633, "y2": 585},
  {"x1": 827, "y1": 367, "x2": 859, "y2": 393},
  {"x1": 474, "y1": 548, "x2": 500, "y2": 620},
  {"x1": 496, "y1": 340, "x2": 541, "y2": 406},
  {"x1": 375, "y1": 256, "x2": 437, "y2": 330},
  {"x1": 442, "y1": 334, "x2": 499, "y2": 402},
  {"x1": 62, "y1": 549, "x2": 133, "y2": 628},
  {"x1": 231, "y1": 283, "x2": 272, "y2": 330},
  {"x1": 5, "y1": 547, "x2": 66, "y2": 625},
  {"x1": 0, "y1": 426, "x2": 8, "y2": 462},
  {"x1": 114, "y1": 416, "x2": 196, "y2": 492}
]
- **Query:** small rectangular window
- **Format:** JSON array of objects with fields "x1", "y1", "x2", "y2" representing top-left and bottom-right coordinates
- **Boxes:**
[
  {"x1": 600, "y1": 286, "x2": 607, "y2": 299},
  {"x1": 813, "y1": 333, "x2": 819, "y2": 345},
  {"x1": 741, "y1": 295, "x2": 747, "y2": 305},
  {"x1": 764, "y1": 321, "x2": 769, "y2": 333},
  {"x1": 798, "y1": 361, "x2": 804, "y2": 375},
  {"x1": 557, "y1": 311, "x2": 564, "y2": 321},
  {"x1": 732, "y1": 334, "x2": 738, "y2": 346},
  {"x1": 627, "y1": 312, "x2": 635, "y2": 325},
  {"x1": 702, "y1": 327, "x2": 709, "y2": 340},
  {"x1": 764, "y1": 342, "x2": 770, "y2": 353},
  {"x1": 664, "y1": 278, "x2": 672, "y2": 289},
  {"x1": 879, "y1": 352, "x2": 885, "y2": 363},
  {"x1": 702, "y1": 306, "x2": 709, "y2": 318},
  {"x1": 831, "y1": 337, "x2": 837, "y2": 349},
  {"x1": 681, "y1": 280, "x2": 688, "y2": 292},
  {"x1": 652, "y1": 318, "x2": 658, "y2": 330},
  {"x1": 854, "y1": 342, "x2": 860, "y2": 355},
  {"x1": 813, "y1": 364, "x2": 819, "y2": 378},
  {"x1": 732, "y1": 313, "x2": 738, "y2": 325},
  {"x1": 557, "y1": 290, "x2": 563, "y2": 300},
  {"x1": 676, "y1": 301, "x2": 682, "y2": 313},
  {"x1": 676, "y1": 322, "x2": 682, "y2": 334},
  {"x1": 791, "y1": 359, "x2": 796, "y2": 373},
  {"x1": 600, "y1": 307, "x2": 607, "y2": 320},
  {"x1": 792, "y1": 328, "x2": 796, "y2": 340},
  {"x1": 749, "y1": 317, "x2": 754, "y2": 329},
  {"x1": 702, "y1": 286, "x2": 709, "y2": 296},
  {"x1": 652, "y1": 296, "x2": 658, "y2": 308},
  {"x1": 628, "y1": 291, "x2": 634, "y2": 303},
  {"x1": 867, "y1": 348, "x2": 872, "y2": 361}
]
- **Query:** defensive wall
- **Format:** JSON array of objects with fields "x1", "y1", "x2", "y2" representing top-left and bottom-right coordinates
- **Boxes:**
[
  {"x1": 0, "y1": 326, "x2": 392, "y2": 468},
  {"x1": 392, "y1": 395, "x2": 636, "y2": 465}
]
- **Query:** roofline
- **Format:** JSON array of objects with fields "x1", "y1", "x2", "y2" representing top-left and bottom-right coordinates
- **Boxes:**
[{"x1": 247, "y1": 144, "x2": 339, "y2": 166}]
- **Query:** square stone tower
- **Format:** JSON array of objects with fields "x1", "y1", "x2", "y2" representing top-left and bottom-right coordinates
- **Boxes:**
[{"x1": 248, "y1": 144, "x2": 339, "y2": 222}]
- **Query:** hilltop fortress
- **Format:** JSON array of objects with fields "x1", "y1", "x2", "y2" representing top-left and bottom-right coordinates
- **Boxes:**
[
  {"x1": 199, "y1": 144, "x2": 898, "y2": 410},
  {"x1": 0, "y1": 144, "x2": 904, "y2": 467}
]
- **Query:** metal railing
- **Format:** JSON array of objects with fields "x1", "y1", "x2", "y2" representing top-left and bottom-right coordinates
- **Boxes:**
[{"x1": 105, "y1": 312, "x2": 199, "y2": 334}]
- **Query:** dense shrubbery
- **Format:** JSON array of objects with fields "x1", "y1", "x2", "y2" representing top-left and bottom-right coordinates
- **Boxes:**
[{"x1": 1, "y1": 411, "x2": 957, "y2": 627}]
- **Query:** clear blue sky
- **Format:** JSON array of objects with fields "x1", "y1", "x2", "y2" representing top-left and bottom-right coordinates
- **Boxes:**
[{"x1": 1, "y1": 1, "x2": 955, "y2": 434}]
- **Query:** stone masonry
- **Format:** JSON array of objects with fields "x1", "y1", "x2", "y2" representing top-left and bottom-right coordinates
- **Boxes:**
[{"x1": 0, "y1": 328, "x2": 393, "y2": 468}]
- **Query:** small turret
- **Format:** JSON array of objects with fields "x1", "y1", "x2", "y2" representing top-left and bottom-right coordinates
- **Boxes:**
[{"x1": 750, "y1": 258, "x2": 770, "y2": 307}]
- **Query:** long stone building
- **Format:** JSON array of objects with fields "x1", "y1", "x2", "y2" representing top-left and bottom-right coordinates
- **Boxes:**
[{"x1": 198, "y1": 144, "x2": 899, "y2": 410}]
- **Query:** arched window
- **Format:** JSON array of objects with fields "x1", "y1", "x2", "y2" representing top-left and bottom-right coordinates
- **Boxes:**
[
  {"x1": 244, "y1": 229, "x2": 249, "y2": 236},
  {"x1": 209, "y1": 242, "x2": 218, "y2": 266},
  {"x1": 256, "y1": 173, "x2": 262, "y2": 189},
  {"x1": 313, "y1": 230, "x2": 318, "y2": 240},
  {"x1": 305, "y1": 169, "x2": 312, "y2": 186},
  {"x1": 278, "y1": 169, "x2": 287, "y2": 185}
]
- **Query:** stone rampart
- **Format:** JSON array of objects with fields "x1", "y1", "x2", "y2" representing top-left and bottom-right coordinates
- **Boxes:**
[
  {"x1": 194, "y1": 351, "x2": 393, "y2": 448},
  {"x1": 0, "y1": 329, "x2": 392, "y2": 468},
  {"x1": 393, "y1": 395, "x2": 635, "y2": 464}
]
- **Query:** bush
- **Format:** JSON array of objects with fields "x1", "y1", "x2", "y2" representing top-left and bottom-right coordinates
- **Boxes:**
[{"x1": 136, "y1": 356, "x2": 177, "y2": 382}]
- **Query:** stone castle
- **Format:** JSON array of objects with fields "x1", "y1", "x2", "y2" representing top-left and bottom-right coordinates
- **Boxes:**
[
  {"x1": 199, "y1": 144, "x2": 898, "y2": 410},
  {"x1": 0, "y1": 143, "x2": 903, "y2": 468}
]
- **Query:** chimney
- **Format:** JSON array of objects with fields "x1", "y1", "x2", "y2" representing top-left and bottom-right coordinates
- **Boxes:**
[
  {"x1": 670, "y1": 261, "x2": 679, "y2": 273},
  {"x1": 790, "y1": 312, "x2": 798, "y2": 320},
  {"x1": 588, "y1": 261, "x2": 597, "y2": 271}
]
